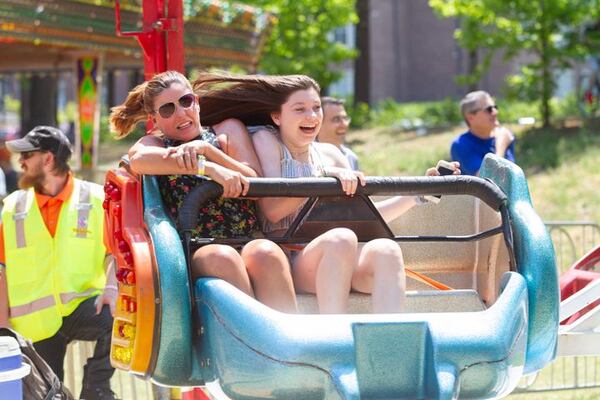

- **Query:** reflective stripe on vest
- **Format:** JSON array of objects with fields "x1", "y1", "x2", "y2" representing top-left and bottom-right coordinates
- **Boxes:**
[
  {"x1": 59, "y1": 287, "x2": 98, "y2": 305},
  {"x1": 9, "y1": 286, "x2": 99, "y2": 320},
  {"x1": 9, "y1": 295, "x2": 56, "y2": 318},
  {"x1": 76, "y1": 181, "x2": 91, "y2": 238},
  {"x1": 12, "y1": 190, "x2": 29, "y2": 248},
  {"x1": 12, "y1": 181, "x2": 92, "y2": 243}
]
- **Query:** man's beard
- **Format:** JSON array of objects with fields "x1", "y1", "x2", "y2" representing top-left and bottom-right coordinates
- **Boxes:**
[{"x1": 18, "y1": 169, "x2": 45, "y2": 192}]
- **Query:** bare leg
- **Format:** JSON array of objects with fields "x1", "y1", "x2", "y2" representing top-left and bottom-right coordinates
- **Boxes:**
[
  {"x1": 192, "y1": 244, "x2": 254, "y2": 297},
  {"x1": 242, "y1": 239, "x2": 297, "y2": 313},
  {"x1": 293, "y1": 228, "x2": 357, "y2": 314},
  {"x1": 352, "y1": 239, "x2": 406, "y2": 313}
]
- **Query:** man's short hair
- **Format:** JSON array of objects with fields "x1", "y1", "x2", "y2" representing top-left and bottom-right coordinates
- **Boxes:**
[
  {"x1": 321, "y1": 96, "x2": 345, "y2": 107},
  {"x1": 460, "y1": 91, "x2": 492, "y2": 123}
]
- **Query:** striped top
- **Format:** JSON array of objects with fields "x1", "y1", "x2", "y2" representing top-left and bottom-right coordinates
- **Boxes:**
[{"x1": 262, "y1": 133, "x2": 326, "y2": 234}]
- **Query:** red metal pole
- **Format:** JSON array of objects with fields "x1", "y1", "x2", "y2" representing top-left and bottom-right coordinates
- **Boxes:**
[
  {"x1": 115, "y1": 0, "x2": 185, "y2": 78},
  {"x1": 166, "y1": 0, "x2": 185, "y2": 73}
]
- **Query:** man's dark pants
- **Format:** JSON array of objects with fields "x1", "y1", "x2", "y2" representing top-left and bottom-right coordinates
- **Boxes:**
[{"x1": 33, "y1": 296, "x2": 114, "y2": 389}]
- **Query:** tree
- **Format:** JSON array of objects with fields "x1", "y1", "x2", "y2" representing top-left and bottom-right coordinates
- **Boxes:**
[
  {"x1": 354, "y1": 0, "x2": 370, "y2": 105},
  {"x1": 20, "y1": 75, "x2": 58, "y2": 135},
  {"x1": 231, "y1": 0, "x2": 358, "y2": 90},
  {"x1": 429, "y1": 0, "x2": 599, "y2": 127}
]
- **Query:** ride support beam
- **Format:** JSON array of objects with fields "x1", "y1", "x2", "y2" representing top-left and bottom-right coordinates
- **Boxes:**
[{"x1": 115, "y1": 0, "x2": 185, "y2": 79}]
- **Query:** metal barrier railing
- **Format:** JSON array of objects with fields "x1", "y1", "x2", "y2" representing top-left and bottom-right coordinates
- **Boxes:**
[
  {"x1": 64, "y1": 341, "x2": 156, "y2": 399},
  {"x1": 545, "y1": 221, "x2": 600, "y2": 274},
  {"x1": 513, "y1": 221, "x2": 600, "y2": 396}
]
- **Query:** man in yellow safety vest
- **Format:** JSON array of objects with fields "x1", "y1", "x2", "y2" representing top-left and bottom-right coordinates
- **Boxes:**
[{"x1": 0, "y1": 126, "x2": 117, "y2": 400}]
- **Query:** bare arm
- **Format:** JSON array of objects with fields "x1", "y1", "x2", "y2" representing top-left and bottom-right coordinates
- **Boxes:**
[
  {"x1": 493, "y1": 126, "x2": 515, "y2": 158},
  {"x1": 129, "y1": 134, "x2": 251, "y2": 197},
  {"x1": 213, "y1": 119, "x2": 262, "y2": 177},
  {"x1": 95, "y1": 254, "x2": 118, "y2": 316},
  {"x1": 373, "y1": 161, "x2": 461, "y2": 222},
  {"x1": 128, "y1": 134, "x2": 192, "y2": 175},
  {"x1": 252, "y1": 130, "x2": 306, "y2": 223}
]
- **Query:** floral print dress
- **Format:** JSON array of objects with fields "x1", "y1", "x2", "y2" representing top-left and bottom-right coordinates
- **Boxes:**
[{"x1": 157, "y1": 128, "x2": 259, "y2": 239}]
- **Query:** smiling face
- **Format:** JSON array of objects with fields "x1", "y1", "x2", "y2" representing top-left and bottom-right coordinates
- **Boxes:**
[
  {"x1": 151, "y1": 82, "x2": 200, "y2": 141},
  {"x1": 319, "y1": 103, "x2": 349, "y2": 147},
  {"x1": 271, "y1": 88, "x2": 323, "y2": 148}
]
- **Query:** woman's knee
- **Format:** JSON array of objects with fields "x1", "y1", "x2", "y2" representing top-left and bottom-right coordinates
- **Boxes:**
[
  {"x1": 362, "y1": 239, "x2": 403, "y2": 260},
  {"x1": 361, "y1": 239, "x2": 405, "y2": 274},
  {"x1": 319, "y1": 228, "x2": 358, "y2": 250},
  {"x1": 192, "y1": 245, "x2": 244, "y2": 278},
  {"x1": 243, "y1": 240, "x2": 288, "y2": 275}
]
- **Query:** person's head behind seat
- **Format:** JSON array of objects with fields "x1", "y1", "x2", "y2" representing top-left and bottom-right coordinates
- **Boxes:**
[
  {"x1": 460, "y1": 90, "x2": 499, "y2": 135},
  {"x1": 110, "y1": 70, "x2": 194, "y2": 139},
  {"x1": 460, "y1": 91, "x2": 491, "y2": 124},
  {"x1": 6, "y1": 125, "x2": 72, "y2": 175},
  {"x1": 319, "y1": 96, "x2": 350, "y2": 147},
  {"x1": 192, "y1": 72, "x2": 321, "y2": 127}
]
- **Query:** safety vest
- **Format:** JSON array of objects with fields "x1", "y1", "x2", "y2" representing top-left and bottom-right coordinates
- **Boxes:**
[{"x1": 1, "y1": 179, "x2": 106, "y2": 342}]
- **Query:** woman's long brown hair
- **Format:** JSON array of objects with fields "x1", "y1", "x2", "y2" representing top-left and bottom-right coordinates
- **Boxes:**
[{"x1": 193, "y1": 72, "x2": 320, "y2": 127}]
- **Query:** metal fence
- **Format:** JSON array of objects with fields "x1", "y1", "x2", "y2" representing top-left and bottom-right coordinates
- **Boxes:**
[
  {"x1": 63, "y1": 341, "x2": 157, "y2": 400},
  {"x1": 545, "y1": 221, "x2": 600, "y2": 274},
  {"x1": 513, "y1": 221, "x2": 600, "y2": 395}
]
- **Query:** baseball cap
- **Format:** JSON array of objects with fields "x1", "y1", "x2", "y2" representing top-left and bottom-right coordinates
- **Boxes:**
[{"x1": 6, "y1": 126, "x2": 72, "y2": 161}]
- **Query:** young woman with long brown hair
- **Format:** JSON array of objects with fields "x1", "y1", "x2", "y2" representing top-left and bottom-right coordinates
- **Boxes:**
[{"x1": 193, "y1": 72, "x2": 427, "y2": 313}]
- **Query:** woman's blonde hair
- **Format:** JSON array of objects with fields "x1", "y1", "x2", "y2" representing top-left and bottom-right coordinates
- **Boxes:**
[
  {"x1": 193, "y1": 72, "x2": 320, "y2": 127},
  {"x1": 109, "y1": 70, "x2": 192, "y2": 139}
]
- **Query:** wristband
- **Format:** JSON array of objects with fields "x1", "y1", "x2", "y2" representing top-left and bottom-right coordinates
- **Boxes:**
[
  {"x1": 104, "y1": 284, "x2": 118, "y2": 291},
  {"x1": 197, "y1": 155, "x2": 206, "y2": 176}
]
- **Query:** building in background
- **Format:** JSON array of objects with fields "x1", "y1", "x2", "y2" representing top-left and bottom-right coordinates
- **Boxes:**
[{"x1": 331, "y1": 0, "x2": 528, "y2": 104}]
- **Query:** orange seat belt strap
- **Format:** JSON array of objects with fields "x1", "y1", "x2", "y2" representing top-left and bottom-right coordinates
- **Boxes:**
[{"x1": 406, "y1": 268, "x2": 453, "y2": 291}]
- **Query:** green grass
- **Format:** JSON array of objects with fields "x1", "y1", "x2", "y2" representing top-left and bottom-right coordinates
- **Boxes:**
[{"x1": 348, "y1": 120, "x2": 600, "y2": 224}]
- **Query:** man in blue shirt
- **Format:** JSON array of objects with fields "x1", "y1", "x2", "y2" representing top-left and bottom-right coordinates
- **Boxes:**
[
  {"x1": 451, "y1": 91, "x2": 516, "y2": 176},
  {"x1": 318, "y1": 97, "x2": 360, "y2": 171}
]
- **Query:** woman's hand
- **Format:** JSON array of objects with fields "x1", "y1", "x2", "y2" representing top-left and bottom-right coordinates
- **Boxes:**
[
  {"x1": 325, "y1": 166, "x2": 366, "y2": 196},
  {"x1": 425, "y1": 161, "x2": 461, "y2": 176},
  {"x1": 163, "y1": 140, "x2": 209, "y2": 172},
  {"x1": 208, "y1": 163, "x2": 250, "y2": 198}
]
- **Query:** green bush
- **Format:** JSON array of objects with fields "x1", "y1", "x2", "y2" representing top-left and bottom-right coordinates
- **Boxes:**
[
  {"x1": 346, "y1": 96, "x2": 585, "y2": 131},
  {"x1": 346, "y1": 101, "x2": 371, "y2": 128}
]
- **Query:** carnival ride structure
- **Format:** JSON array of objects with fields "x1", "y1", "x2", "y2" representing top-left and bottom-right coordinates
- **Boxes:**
[
  {"x1": 103, "y1": 155, "x2": 558, "y2": 399},
  {"x1": 96, "y1": 1, "x2": 559, "y2": 398}
]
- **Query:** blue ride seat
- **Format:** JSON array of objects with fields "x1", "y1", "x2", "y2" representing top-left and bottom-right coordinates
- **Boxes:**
[{"x1": 133, "y1": 154, "x2": 557, "y2": 399}]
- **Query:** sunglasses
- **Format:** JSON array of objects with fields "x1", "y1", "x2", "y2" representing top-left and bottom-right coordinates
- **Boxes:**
[
  {"x1": 154, "y1": 93, "x2": 196, "y2": 119},
  {"x1": 475, "y1": 105, "x2": 499, "y2": 114},
  {"x1": 20, "y1": 150, "x2": 43, "y2": 160}
]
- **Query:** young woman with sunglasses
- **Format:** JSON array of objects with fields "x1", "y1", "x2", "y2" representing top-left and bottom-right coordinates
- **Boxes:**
[
  {"x1": 109, "y1": 71, "x2": 297, "y2": 313},
  {"x1": 193, "y1": 72, "x2": 452, "y2": 314}
]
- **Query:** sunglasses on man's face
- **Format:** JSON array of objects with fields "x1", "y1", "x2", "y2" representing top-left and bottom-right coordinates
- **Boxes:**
[
  {"x1": 155, "y1": 93, "x2": 196, "y2": 119},
  {"x1": 20, "y1": 151, "x2": 43, "y2": 160},
  {"x1": 477, "y1": 105, "x2": 499, "y2": 114}
]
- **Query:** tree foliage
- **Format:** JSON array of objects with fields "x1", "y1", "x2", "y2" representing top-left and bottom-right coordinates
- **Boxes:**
[
  {"x1": 231, "y1": 0, "x2": 358, "y2": 89},
  {"x1": 429, "y1": 0, "x2": 599, "y2": 126}
]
